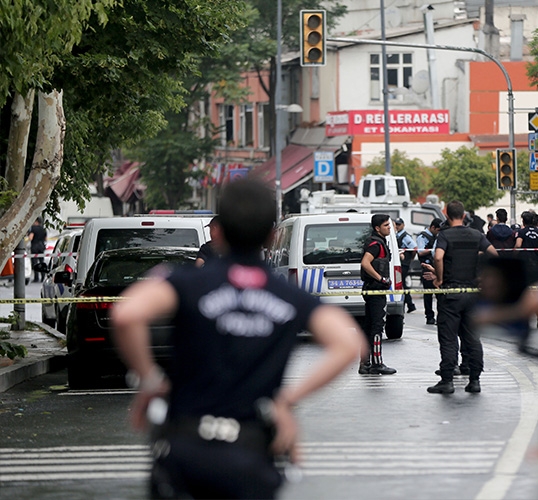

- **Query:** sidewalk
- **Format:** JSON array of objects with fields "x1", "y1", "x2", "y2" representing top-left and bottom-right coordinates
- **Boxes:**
[{"x1": 0, "y1": 322, "x2": 66, "y2": 392}]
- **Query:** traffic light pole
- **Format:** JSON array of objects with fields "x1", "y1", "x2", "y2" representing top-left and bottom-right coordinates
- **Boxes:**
[{"x1": 328, "y1": 37, "x2": 516, "y2": 221}]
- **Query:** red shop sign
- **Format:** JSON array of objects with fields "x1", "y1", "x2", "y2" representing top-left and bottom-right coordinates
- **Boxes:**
[{"x1": 326, "y1": 109, "x2": 450, "y2": 136}]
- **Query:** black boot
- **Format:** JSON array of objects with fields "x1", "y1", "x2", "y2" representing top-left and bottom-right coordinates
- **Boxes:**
[{"x1": 427, "y1": 380, "x2": 455, "y2": 394}]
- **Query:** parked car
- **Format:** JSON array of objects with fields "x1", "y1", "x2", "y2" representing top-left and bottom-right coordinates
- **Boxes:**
[
  {"x1": 62, "y1": 246, "x2": 197, "y2": 389},
  {"x1": 73, "y1": 215, "x2": 211, "y2": 290},
  {"x1": 40, "y1": 227, "x2": 83, "y2": 332},
  {"x1": 266, "y1": 212, "x2": 405, "y2": 339}
]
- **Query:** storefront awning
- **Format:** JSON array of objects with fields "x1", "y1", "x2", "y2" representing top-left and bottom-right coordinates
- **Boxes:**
[{"x1": 252, "y1": 144, "x2": 315, "y2": 194}]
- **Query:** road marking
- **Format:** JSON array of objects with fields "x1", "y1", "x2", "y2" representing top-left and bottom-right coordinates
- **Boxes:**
[{"x1": 0, "y1": 440, "x2": 505, "y2": 482}]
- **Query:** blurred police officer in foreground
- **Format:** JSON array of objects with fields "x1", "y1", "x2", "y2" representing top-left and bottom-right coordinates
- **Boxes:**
[
  {"x1": 112, "y1": 179, "x2": 365, "y2": 499},
  {"x1": 428, "y1": 201, "x2": 497, "y2": 395}
]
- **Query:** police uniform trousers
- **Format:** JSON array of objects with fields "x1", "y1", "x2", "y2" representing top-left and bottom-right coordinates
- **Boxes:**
[
  {"x1": 362, "y1": 293, "x2": 387, "y2": 364},
  {"x1": 401, "y1": 263, "x2": 415, "y2": 309},
  {"x1": 149, "y1": 420, "x2": 281, "y2": 499},
  {"x1": 436, "y1": 290, "x2": 483, "y2": 381},
  {"x1": 421, "y1": 276, "x2": 435, "y2": 321}
]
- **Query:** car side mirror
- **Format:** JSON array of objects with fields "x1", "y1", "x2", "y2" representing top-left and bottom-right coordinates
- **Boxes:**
[{"x1": 54, "y1": 271, "x2": 73, "y2": 286}]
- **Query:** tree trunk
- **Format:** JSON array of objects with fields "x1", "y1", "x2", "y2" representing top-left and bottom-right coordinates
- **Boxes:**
[
  {"x1": 6, "y1": 90, "x2": 35, "y2": 192},
  {"x1": 0, "y1": 90, "x2": 65, "y2": 271}
]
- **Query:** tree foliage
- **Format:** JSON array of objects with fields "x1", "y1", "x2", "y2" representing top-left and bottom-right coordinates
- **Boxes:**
[
  {"x1": 46, "y1": 0, "x2": 247, "y2": 217},
  {"x1": 431, "y1": 146, "x2": 504, "y2": 211},
  {"x1": 365, "y1": 150, "x2": 432, "y2": 201}
]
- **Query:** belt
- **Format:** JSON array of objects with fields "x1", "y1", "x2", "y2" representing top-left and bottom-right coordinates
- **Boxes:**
[{"x1": 152, "y1": 415, "x2": 272, "y2": 455}]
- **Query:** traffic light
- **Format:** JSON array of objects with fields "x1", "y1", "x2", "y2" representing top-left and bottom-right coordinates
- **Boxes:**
[
  {"x1": 300, "y1": 10, "x2": 326, "y2": 67},
  {"x1": 496, "y1": 148, "x2": 517, "y2": 190}
]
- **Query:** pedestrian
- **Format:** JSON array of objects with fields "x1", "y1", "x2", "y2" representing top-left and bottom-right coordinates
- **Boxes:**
[
  {"x1": 427, "y1": 200, "x2": 497, "y2": 394},
  {"x1": 28, "y1": 217, "x2": 47, "y2": 282},
  {"x1": 416, "y1": 218, "x2": 443, "y2": 325},
  {"x1": 514, "y1": 211, "x2": 538, "y2": 284},
  {"x1": 486, "y1": 208, "x2": 515, "y2": 249},
  {"x1": 194, "y1": 215, "x2": 222, "y2": 267},
  {"x1": 394, "y1": 218, "x2": 417, "y2": 313},
  {"x1": 112, "y1": 179, "x2": 365, "y2": 500},
  {"x1": 358, "y1": 213, "x2": 397, "y2": 375},
  {"x1": 468, "y1": 210, "x2": 486, "y2": 233}
]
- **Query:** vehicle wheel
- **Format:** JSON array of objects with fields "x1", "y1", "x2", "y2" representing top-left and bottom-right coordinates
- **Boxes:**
[{"x1": 385, "y1": 314, "x2": 404, "y2": 340}]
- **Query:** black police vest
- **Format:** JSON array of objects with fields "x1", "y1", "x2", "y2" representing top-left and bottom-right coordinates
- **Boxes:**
[
  {"x1": 441, "y1": 227, "x2": 482, "y2": 286},
  {"x1": 418, "y1": 231, "x2": 436, "y2": 265},
  {"x1": 361, "y1": 234, "x2": 391, "y2": 286}
]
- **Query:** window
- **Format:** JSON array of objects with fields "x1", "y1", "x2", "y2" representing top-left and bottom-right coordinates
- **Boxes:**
[
  {"x1": 362, "y1": 179, "x2": 371, "y2": 198},
  {"x1": 411, "y1": 211, "x2": 435, "y2": 227},
  {"x1": 240, "y1": 104, "x2": 254, "y2": 147},
  {"x1": 396, "y1": 179, "x2": 407, "y2": 196},
  {"x1": 370, "y1": 52, "x2": 413, "y2": 101},
  {"x1": 95, "y1": 228, "x2": 201, "y2": 258},
  {"x1": 258, "y1": 103, "x2": 270, "y2": 149},
  {"x1": 218, "y1": 104, "x2": 235, "y2": 146},
  {"x1": 303, "y1": 224, "x2": 370, "y2": 265},
  {"x1": 375, "y1": 178, "x2": 386, "y2": 196}
]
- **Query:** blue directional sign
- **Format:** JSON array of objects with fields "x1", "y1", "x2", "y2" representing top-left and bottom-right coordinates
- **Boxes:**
[
  {"x1": 314, "y1": 151, "x2": 334, "y2": 183},
  {"x1": 531, "y1": 152, "x2": 538, "y2": 172}
]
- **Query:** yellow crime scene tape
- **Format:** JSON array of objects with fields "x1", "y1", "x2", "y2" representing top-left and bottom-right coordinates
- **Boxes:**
[{"x1": 1, "y1": 285, "x2": 537, "y2": 303}]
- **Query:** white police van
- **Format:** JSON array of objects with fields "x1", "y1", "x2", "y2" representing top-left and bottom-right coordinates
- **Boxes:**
[
  {"x1": 74, "y1": 215, "x2": 212, "y2": 289},
  {"x1": 267, "y1": 212, "x2": 405, "y2": 339}
]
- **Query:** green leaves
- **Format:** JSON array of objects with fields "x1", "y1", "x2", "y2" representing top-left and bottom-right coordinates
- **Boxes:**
[
  {"x1": 431, "y1": 147, "x2": 504, "y2": 211},
  {"x1": 0, "y1": 341, "x2": 27, "y2": 360}
]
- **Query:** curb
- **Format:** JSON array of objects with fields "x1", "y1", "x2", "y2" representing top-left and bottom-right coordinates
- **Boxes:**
[
  {"x1": 0, "y1": 322, "x2": 67, "y2": 393},
  {"x1": 0, "y1": 353, "x2": 66, "y2": 393}
]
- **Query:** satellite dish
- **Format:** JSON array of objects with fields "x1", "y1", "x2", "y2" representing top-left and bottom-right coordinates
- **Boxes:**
[{"x1": 411, "y1": 70, "x2": 430, "y2": 95}]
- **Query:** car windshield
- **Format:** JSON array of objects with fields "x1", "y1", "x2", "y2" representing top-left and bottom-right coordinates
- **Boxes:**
[
  {"x1": 303, "y1": 223, "x2": 371, "y2": 264},
  {"x1": 92, "y1": 254, "x2": 194, "y2": 286},
  {"x1": 95, "y1": 228, "x2": 200, "y2": 258}
]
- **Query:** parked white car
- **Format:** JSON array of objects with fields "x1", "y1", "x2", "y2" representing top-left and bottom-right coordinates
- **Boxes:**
[
  {"x1": 73, "y1": 215, "x2": 212, "y2": 289},
  {"x1": 40, "y1": 228, "x2": 83, "y2": 332}
]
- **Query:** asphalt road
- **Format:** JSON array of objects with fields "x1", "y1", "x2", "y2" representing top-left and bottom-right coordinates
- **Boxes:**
[{"x1": 1, "y1": 283, "x2": 538, "y2": 499}]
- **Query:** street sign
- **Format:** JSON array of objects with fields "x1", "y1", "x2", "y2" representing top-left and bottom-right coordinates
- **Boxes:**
[
  {"x1": 530, "y1": 172, "x2": 538, "y2": 191},
  {"x1": 529, "y1": 113, "x2": 538, "y2": 132},
  {"x1": 314, "y1": 151, "x2": 334, "y2": 183},
  {"x1": 529, "y1": 132, "x2": 537, "y2": 151}
]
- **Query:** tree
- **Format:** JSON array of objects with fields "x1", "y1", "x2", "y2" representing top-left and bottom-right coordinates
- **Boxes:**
[
  {"x1": 0, "y1": 0, "x2": 247, "y2": 269},
  {"x1": 431, "y1": 146, "x2": 504, "y2": 210},
  {"x1": 0, "y1": 0, "x2": 114, "y2": 271},
  {"x1": 365, "y1": 150, "x2": 432, "y2": 201}
]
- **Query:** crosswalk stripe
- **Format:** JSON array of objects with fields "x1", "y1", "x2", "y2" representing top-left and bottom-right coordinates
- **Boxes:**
[{"x1": 0, "y1": 440, "x2": 505, "y2": 482}]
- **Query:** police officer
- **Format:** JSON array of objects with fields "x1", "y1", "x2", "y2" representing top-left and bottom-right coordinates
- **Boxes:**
[
  {"x1": 195, "y1": 215, "x2": 222, "y2": 267},
  {"x1": 515, "y1": 211, "x2": 538, "y2": 284},
  {"x1": 112, "y1": 179, "x2": 365, "y2": 499},
  {"x1": 394, "y1": 218, "x2": 417, "y2": 313},
  {"x1": 359, "y1": 213, "x2": 397, "y2": 375},
  {"x1": 416, "y1": 218, "x2": 443, "y2": 325},
  {"x1": 427, "y1": 201, "x2": 497, "y2": 394}
]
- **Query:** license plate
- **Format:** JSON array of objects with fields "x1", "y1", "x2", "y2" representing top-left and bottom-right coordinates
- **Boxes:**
[{"x1": 327, "y1": 279, "x2": 363, "y2": 290}]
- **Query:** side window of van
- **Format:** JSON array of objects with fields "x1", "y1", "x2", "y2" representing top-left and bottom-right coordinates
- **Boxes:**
[
  {"x1": 279, "y1": 226, "x2": 292, "y2": 267},
  {"x1": 411, "y1": 211, "x2": 434, "y2": 227}
]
